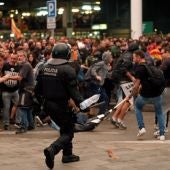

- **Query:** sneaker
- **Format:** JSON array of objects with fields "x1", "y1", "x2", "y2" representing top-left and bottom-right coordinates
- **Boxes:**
[
  {"x1": 14, "y1": 123, "x2": 21, "y2": 129},
  {"x1": 153, "y1": 130, "x2": 160, "y2": 138},
  {"x1": 27, "y1": 126, "x2": 35, "y2": 131},
  {"x1": 154, "y1": 126, "x2": 168, "y2": 133},
  {"x1": 117, "y1": 122, "x2": 127, "y2": 130},
  {"x1": 44, "y1": 147, "x2": 54, "y2": 169},
  {"x1": 62, "y1": 154, "x2": 80, "y2": 163},
  {"x1": 110, "y1": 119, "x2": 119, "y2": 128},
  {"x1": 97, "y1": 114, "x2": 105, "y2": 120},
  {"x1": 90, "y1": 118, "x2": 101, "y2": 124},
  {"x1": 137, "y1": 128, "x2": 146, "y2": 137},
  {"x1": 157, "y1": 135, "x2": 165, "y2": 141},
  {"x1": 15, "y1": 127, "x2": 26, "y2": 134},
  {"x1": 3, "y1": 125, "x2": 10, "y2": 130}
]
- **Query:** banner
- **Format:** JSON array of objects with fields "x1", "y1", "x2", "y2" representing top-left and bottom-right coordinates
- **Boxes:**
[
  {"x1": 120, "y1": 82, "x2": 134, "y2": 97},
  {"x1": 120, "y1": 82, "x2": 134, "y2": 106},
  {"x1": 11, "y1": 19, "x2": 23, "y2": 39}
]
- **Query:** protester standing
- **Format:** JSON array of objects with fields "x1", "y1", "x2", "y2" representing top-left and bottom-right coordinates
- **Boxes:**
[
  {"x1": 127, "y1": 50, "x2": 165, "y2": 140},
  {"x1": 84, "y1": 51, "x2": 113, "y2": 115},
  {"x1": 159, "y1": 47, "x2": 170, "y2": 130},
  {"x1": 1, "y1": 53, "x2": 20, "y2": 130},
  {"x1": 13, "y1": 50, "x2": 35, "y2": 133}
]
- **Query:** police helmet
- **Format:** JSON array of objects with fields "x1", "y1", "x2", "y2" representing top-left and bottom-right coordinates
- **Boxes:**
[{"x1": 52, "y1": 43, "x2": 71, "y2": 60}]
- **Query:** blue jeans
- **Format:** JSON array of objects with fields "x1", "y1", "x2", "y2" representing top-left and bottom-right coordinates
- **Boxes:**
[
  {"x1": 2, "y1": 91, "x2": 19, "y2": 125},
  {"x1": 88, "y1": 82, "x2": 109, "y2": 115},
  {"x1": 17, "y1": 107, "x2": 34, "y2": 130},
  {"x1": 135, "y1": 95, "x2": 165, "y2": 135}
]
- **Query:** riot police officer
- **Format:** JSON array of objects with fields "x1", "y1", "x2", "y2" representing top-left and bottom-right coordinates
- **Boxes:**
[{"x1": 35, "y1": 43, "x2": 84, "y2": 169}]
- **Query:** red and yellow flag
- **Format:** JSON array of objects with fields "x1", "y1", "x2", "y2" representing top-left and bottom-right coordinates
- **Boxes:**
[{"x1": 11, "y1": 18, "x2": 23, "y2": 39}]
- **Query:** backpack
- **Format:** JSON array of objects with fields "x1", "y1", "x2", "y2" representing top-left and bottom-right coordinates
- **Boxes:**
[
  {"x1": 112, "y1": 56, "x2": 133, "y2": 84},
  {"x1": 142, "y1": 63, "x2": 165, "y2": 95}
]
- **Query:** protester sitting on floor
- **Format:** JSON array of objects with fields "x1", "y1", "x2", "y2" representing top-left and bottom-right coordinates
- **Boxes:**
[{"x1": 34, "y1": 98, "x2": 105, "y2": 132}]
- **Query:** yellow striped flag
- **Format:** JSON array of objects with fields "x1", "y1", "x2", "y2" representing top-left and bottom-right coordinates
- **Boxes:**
[{"x1": 11, "y1": 18, "x2": 23, "y2": 39}]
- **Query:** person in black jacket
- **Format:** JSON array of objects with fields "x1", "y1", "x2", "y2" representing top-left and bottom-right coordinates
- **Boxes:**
[{"x1": 35, "y1": 43, "x2": 84, "y2": 169}]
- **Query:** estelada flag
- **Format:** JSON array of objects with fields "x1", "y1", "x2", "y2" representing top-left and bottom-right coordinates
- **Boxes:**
[{"x1": 11, "y1": 18, "x2": 23, "y2": 39}]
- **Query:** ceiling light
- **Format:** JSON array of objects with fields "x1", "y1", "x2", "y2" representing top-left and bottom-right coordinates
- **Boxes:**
[
  {"x1": 36, "y1": 11, "x2": 48, "y2": 16},
  {"x1": 72, "y1": 8, "x2": 79, "y2": 13},
  {"x1": 22, "y1": 12, "x2": 31, "y2": 17},
  {"x1": 10, "y1": 14, "x2": 14, "y2": 18},
  {"x1": 10, "y1": 33, "x2": 15, "y2": 38},
  {"x1": 58, "y1": 8, "x2": 64, "y2": 15},
  {"x1": 15, "y1": 10, "x2": 18, "y2": 14},
  {"x1": 95, "y1": 2, "x2": 100, "y2": 5},
  {"x1": 82, "y1": 5, "x2": 92, "y2": 11},
  {"x1": 93, "y1": 6, "x2": 101, "y2": 11}
]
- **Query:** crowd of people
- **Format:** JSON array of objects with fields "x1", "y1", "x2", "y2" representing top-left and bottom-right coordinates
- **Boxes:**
[{"x1": 0, "y1": 34, "x2": 170, "y2": 168}]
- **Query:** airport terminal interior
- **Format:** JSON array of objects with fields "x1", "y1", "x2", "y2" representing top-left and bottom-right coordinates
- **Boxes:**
[{"x1": 0, "y1": 0, "x2": 170, "y2": 39}]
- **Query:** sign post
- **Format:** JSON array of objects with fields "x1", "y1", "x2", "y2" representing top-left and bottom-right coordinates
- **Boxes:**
[{"x1": 47, "y1": 0, "x2": 57, "y2": 37}]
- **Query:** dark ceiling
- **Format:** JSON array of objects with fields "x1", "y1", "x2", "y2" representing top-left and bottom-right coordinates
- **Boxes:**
[
  {"x1": 1, "y1": 0, "x2": 45, "y2": 10},
  {"x1": 0, "y1": 0, "x2": 96, "y2": 11}
]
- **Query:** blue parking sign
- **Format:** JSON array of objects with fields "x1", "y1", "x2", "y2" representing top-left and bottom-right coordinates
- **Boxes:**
[{"x1": 47, "y1": 0, "x2": 56, "y2": 17}]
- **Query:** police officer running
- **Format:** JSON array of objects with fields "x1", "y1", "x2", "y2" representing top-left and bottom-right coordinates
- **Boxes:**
[{"x1": 35, "y1": 43, "x2": 84, "y2": 169}]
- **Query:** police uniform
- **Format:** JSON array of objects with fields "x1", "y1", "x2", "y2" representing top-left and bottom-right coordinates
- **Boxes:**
[{"x1": 35, "y1": 43, "x2": 83, "y2": 169}]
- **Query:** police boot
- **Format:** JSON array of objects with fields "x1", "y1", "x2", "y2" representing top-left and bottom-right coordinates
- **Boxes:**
[
  {"x1": 44, "y1": 140, "x2": 63, "y2": 169},
  {"x1": 62, "y1": 154, "x2": 80, "y2": 163},
  {"x1": 44, "y1": 147, "x2": 55, "y2": 169}
]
